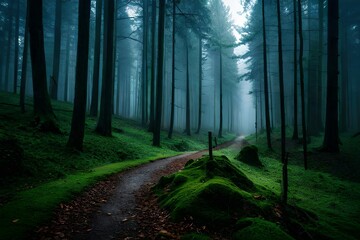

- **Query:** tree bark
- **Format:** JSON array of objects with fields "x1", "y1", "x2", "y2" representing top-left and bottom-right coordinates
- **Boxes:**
[
  {"x1": 298, "y1": 0, "x2": 308, "y2": 170},
  {"x1": 28, "y1": 0, "x2": 59, "y2": 133},
  {"x1": 340, "y1": 11, "x2": 349, "y2": 132},
  {"x1": 262, "y1": 0, "x2": 272, "y2": 148},
  {"x1": 148, "y1": 0, "x2": 156, "y2": 132},
  {"x1": 67, "y1": 0, "x2": 91, "y2": 151},
  {"x1": 96, "y1": 0, "x2": 115, "y2": 136},
  {"x1": 317, "y1": 0, "x2": 324, "y2": 131},
  {"x1": 185, "y1": 37, "x2": 191, "y2": 136},
  {"x1": 292, "y1": 0, "x2": 299, "y2": 140},
  {"x1": 218, "y1": 47, "x2": 223, "y2": 138},
  {"x1": 195, "y1": 37, "x2": 202, "y2": 134},
  {"x1": 322, "y1": 0, "x2": 340, "y2": 152},
  {"x1": 50, "y1": 0, "x2": 62, "y2": 100},
  {"x1": 64, "y1": 25, "x2": 71, "y2": 102},
  {"x1": 168, "y1": 0, "x2": 176, "y2": 138},
  {"x1": 141, "y1": 0, "x2": 148, "y2": 125},
  {"x1": 153, "y1": 0, "x2": 166, "y2": 146},
  {"x1": 20, "y1": 5, "x2": 29, "y2": 113},
  {"x1": 90, "y1": 0, "x2": 103, "y2": 117},
  {"x1": 13, "y1": 0, "x2": 20, "y2": 93},
  {"x1": 276, "y1": 0, "x2": 287, "y2": 204},
  {"x1": 5, "y1": 2, "x2": 14, "y2": 92}
]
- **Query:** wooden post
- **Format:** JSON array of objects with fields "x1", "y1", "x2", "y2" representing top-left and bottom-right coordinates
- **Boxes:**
[{"x1": 208, "y1": 131, "x2": 213, "y2": 160}]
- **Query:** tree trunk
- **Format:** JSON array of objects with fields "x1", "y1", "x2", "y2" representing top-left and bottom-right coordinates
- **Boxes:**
[
  {"x1": 90, "y1": 0, "x2": 103, "y2": 117},
  {"x1": 28, "y1": 0, "x2": 59, "y2": 133},
  {"x1": 148, "y1": 0, "x2": 156, "y2": 132},
  {"x1": 262, "y1": 0, "x2": 272, "y2": 148},
  {"x1": 20, "y1": 5, "x2": 29, "y2": 113},
  {"x1": 218, "y1": 47, "x2": 223, "y2": 138},
  {"x1": 67, "y1": 0, "x2": 90, "y2": 151},
  {"x1": 322, "y1": 0, "x2": 340, "y2": 152},
  {"x1": 13, "y1": 0, "x2": 20, "y2": 93},
  {"x1": 298, "y1": 0, "x2": 308, "y2": 170},
  {"x1": 50, "y1": 0, "x2": 62, "y2": 100},
  {"x1": 141, "y1": 0, "x2": 148, "y2": 125},
  {"x1": 153, "y1": 0, "x2": 166, "y2": 146},
  {"x1": 340, "y1": 11, "x2": 349, "y2": 132},
  {"x1": 5, "y1": 2, "x2": 14, "y2": 92},
  {"x1": 292, "y1": 0, "x2": 299, "y2": 140},
  {"x1": 185, "y1": 38, "x2": 191, "y2": 136},
  {"x1": 64, "y1": 26, "x2": 71, "y2": 102},
  {"x1": 276, "y1": 0, "x2": 287, "y2": 204},
  {"x1": 168, "y1": 0, "x2": 176, "y2": 138},
  {"x1": 317, "y1": 0, "x2": 324, "y2": 131},
  {"x1": 96, "y1": 0, "x2": 115, "y2": 136},
  {"x1": 196, "y1": 37, "x2": 202, "y2": 134}
]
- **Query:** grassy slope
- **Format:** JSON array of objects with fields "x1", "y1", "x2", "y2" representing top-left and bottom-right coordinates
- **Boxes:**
[
  {"x1": 217, "y1": 129, "x2": 360, "y2": 239},
  {"x1": 0, "y1": 92, "x2": 234, "y2": 240}
]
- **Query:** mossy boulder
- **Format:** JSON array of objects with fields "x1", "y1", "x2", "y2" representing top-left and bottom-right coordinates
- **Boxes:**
[
  {"x1": 236, "y1": 145, "x2": 263, "y2": 167},
  {"x1": 155, "y1": 156, "x2": 267, "y2": 226},
  {"x1": 233, "y1": 218, "x2": 293, "y2": 240}
]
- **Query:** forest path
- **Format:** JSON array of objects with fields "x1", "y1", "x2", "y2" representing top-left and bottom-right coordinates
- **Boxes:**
[{"x1": 33, "y1": 136, "x2": 246, "y2": 240}]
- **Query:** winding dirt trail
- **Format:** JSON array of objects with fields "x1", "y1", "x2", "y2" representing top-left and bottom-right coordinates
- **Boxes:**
[
  {"x1": 86, "y1": 153, "x2": 197, "y2": 240},
  {"x1": 33, "y1": 137, "x2": 246, "y2": 240}
]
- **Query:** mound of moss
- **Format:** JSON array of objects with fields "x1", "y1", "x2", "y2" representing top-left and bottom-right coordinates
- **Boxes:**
[
  {"x1": 236, "y1": 145, "x2": 263, "y2": 167},
  {"x1": 155, "y1": 155, "x2": 270, "y2": 226},
  {"x1": 233, "y1": 218, "x2": 293, "y2": 240}
]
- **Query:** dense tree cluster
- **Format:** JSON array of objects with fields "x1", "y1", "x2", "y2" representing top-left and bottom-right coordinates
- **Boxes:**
[{"x1": 0, "y1": 0, "x2": 359, "y2": 156}]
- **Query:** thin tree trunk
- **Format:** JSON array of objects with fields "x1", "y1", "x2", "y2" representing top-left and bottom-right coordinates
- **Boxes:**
[
  {"x1": 153, "y1": 0, "x2": 166, "y2": 146},
  {"x1": 50, "y1": 0, "x2": 62, "y2": 100},
  {"x1": 317, "y1": 0, "x2": 324, "y2": 131},
  {"x1": 292, "y1": 0, "x2": 299, "y2": 140},
  {"x1": 148, "y1": 0, "x2": 156, "y2": 132},
  {"x1": 262, "y1": 0, "x2": 272, "y2": 148},
  {"x1": 322, "y1": 0, "x2": 340, "y2": 152},
  {"x1": 340, "y1": 12, "x2": 349, "y2": 132},
  {"x1": 96, "y1": 0, "x2": 115, "y2": 136},
  {"x1": 218, "y1": 47, "x2": 223, "y2": 138},
  {"x1": 185, "y1": 38, "x2": 191, "y2": 136},
  {"x1": 196, "y1": 37, "x2": 202, "y2": 134},
  {"x1": 298, "y1": 0, "x2": 308, "y2": 170},
  {"x1": 64, "y1": 26, "x2": 70, "y2": 102},
  {"x1": 28, "y1": 0, "x2": 59, "y2": 132},
  {"x1": 276, "y1": 0, "x2": 287, "y2": 204},
  {"x1": 168, "y1": 0, "x2": 176, "y2": 138},
  {"x1": 20, "y1": 5, "x2": 29, "y2": 113},
  {"x1": 67, "y1": 0, "x2": 90, "y2": 151},
  {"x1": 90, "y1": 0, "x2": 103, "y2": 117},
  {"x1": 141, "y1": 0, "x2": 148, "y2": 125},
  {"x1": 5, "y1": 3, "x2": 14, "y2": 92},
  {"x1": 13, "y1": 0, "x2": 20, "y2": 93}
]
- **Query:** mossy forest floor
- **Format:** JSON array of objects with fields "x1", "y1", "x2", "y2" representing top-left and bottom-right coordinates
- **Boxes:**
[
  {"x1": 1, "y1": 92, "x2": 360, "y2": 239},
  {"x1": 0, "y1": 92, "x2": 233, "y2": 240}
]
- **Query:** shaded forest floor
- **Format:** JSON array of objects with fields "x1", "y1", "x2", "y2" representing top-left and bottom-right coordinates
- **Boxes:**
[
  {"x1": 0, "y1": 92, "x2": 234, "y2": 240},
  {"x1": 30, "y1": 130, "x2": 360, "y2": 240},
  {"x1": 1, "y1": 92, "x2": 359, "y2": 239}
]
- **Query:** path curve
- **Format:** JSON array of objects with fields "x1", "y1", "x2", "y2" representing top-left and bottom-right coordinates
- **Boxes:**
[
  {"x1": 86, "y1": 153, "x2": 196, "y2": 240},
  {"x1": 33, "y1": 137, "x2": 246, "y2": 240}
]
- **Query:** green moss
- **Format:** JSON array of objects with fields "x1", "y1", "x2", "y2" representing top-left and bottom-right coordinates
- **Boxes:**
[
  {"x1": 233, "y1": 218, "x2": 293, "y2": 240},
  {"x1": 155, "y1": 156, "x2": 267, "y2": 226},
  {"x1": 235, "y1": 145, "x2": 263, "y2": 167}
]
